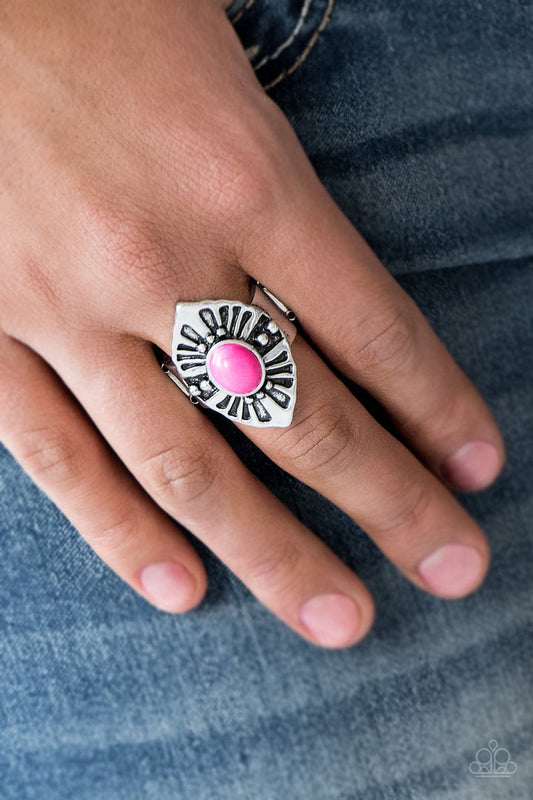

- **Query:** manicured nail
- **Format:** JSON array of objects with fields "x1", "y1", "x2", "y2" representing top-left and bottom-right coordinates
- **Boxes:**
[
  {"x1": 139, "y1": 561, "x2": 197, "y2": 612},
  {"x1": 299, "y1": 593, "x2": 361, "y2": 647},
  {"x1": 417, "y1": 544, "x2": 484, "y2": 598},
  {"x1": 441, "y1": 440, "x2": 500, "y2": 491}
]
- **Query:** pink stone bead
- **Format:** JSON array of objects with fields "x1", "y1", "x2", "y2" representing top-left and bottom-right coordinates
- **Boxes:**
[{"x1": 207, "y1": 342, "x2": 264, "y2": 395}]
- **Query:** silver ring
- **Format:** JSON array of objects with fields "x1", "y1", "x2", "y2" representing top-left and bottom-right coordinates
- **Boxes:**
[{"x1": 160, "y1": 282, "x2": 298, "y2": 428}]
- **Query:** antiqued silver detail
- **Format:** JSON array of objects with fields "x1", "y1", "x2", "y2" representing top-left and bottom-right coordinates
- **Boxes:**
[
  {"x1": 259, "y1": 284, "x2": 295, "y2": 320},
  {"x1": 167, "y1": 296, "x2": 297, "y2": 428}
]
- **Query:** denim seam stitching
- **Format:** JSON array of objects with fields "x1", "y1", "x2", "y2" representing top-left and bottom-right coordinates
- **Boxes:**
[
  {"x1": 260, "y1": 0, "x2": 335, "y2": 91},
  {"x1": 229, "y1": 0, "x2": 256, "y2": 25},
  {"x1": 253, "y1": 0, "x2": 312, "y2": 72}
]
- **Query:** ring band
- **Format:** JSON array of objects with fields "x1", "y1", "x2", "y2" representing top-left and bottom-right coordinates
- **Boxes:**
[{"x1": 160, "y1": 282, "x2": 298, "y2": 428}]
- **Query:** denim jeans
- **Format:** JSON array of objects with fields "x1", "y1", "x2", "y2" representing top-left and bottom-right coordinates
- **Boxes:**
[{"x1": 1, "y1": 1, "x2": 532, "y2": 797}]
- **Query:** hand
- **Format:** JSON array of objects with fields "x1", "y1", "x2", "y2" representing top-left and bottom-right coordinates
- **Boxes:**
[{"x1": 0, "y1": 0, "x2": 505, "y2": 648}]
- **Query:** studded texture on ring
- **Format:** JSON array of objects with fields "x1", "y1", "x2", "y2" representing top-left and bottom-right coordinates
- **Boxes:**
[{"x1": 171, "y1": 299, "x2": 297, "y2": 427}]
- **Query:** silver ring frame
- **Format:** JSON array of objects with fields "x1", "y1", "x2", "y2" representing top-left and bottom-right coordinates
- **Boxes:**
[{"x1": 163, "y1": 291, "x2": 297, "y2": 428}]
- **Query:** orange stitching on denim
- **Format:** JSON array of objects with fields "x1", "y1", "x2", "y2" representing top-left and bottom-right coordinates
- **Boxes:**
[
  {"x1": 245, "y1": 44, "x2": 261, "y2": 59},
  {"x1": 261, "y1": 0, "x2": 335, "y2": 91},
  {"x1": 229, "y1": 0, "x2": 256, "y2": 25}
]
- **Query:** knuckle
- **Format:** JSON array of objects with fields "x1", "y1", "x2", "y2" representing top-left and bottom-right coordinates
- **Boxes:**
[
  {"x1": 352, "y1": 307, "x2": 418, "y2": 376},
  {"x1": 20, "y1": 254, "x2": 63, "y2": 314},
  {"x1": 0, "y1": 252, "x2": 68, "y2": 339},
  {"x1": 246, "y1": 537, "x2": 303, "y2": 596},
  {"x1": 87, "y1": 205, "x2": 172, "y2": 294},
  {"x1": 203, "y1": 100, "x2": 290, "y2": 231},
  {"x1": 17, "y1": 426, "x2": 81, "y2": 488},
  {"x1": 406, "y1": 382, "x2": 465, "y2": 441},
  {"x1": 140, "y1": 443, "x2": 216, "y2": 508},
  {"x1": 89, "y1": 508, "x2": 141, "y2": 552},
  {"x1": 374, "y1": 483, "x2": 433, "y2": 539},
  {"x1": 276, "y1": 403, "x2": 355, "y2": 476},
  {"x1": 206, "y1": 146, "x2": 280, "y2": 227}
]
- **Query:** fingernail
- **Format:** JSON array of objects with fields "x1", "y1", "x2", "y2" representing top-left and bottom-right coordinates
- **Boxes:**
[
  {"x1": 417, "y1": 544, "x2": 484, "y2": 598},
  {"x1": 139, "y1": 561, "x2": 197, "y2": 612},
  {"x1": 441, "y1": 440, "x2": 500, "y2": 491},
  {"x1": 299, "y1": 593, "x2": 361, "y2": 647}
]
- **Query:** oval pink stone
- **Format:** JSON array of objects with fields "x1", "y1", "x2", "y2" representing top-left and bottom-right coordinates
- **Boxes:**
[{"x1": 207, "y1": 342, "x2": 263, "y2": 395}]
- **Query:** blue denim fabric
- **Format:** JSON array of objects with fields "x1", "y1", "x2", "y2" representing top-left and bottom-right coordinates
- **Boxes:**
[{"x1": 1, "y1": 1, "x2": 532, "y2": 797}]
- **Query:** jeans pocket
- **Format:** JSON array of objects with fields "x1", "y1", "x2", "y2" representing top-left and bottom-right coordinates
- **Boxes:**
[{"x1": 226, "y1": 0, "x2": 335, "y2": 91}]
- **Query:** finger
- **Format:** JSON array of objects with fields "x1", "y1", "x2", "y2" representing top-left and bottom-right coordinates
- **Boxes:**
[
  {"x1": 240, "y1": 152, "x2": 505, "y2": 492},
  {"x1": 244, "y1": 335, "x2": 492, "y2": 599},
  {"x1": 52, "y1": 333, "x2": 376, "y2": 649},
  {"x1": 144, "y1": 300, "x2": 489, "y2": 601},
  {"x1": 0, "y1": 332, "x2": 208, "y2": 613}
]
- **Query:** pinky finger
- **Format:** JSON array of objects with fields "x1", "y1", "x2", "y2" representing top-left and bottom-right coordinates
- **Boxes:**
[{"x1": 0, "y1": 333, "x2": 207, "y2": 612}]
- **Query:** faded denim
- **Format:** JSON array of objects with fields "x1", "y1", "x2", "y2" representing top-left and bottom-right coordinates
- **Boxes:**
[{"x1": 1, "y1": 0, "x2": 532, "y2": 797}]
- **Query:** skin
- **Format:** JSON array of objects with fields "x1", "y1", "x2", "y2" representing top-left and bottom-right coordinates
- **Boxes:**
[{"x1": 0, "y1": 0, "x2": 505, "y2": 648}]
